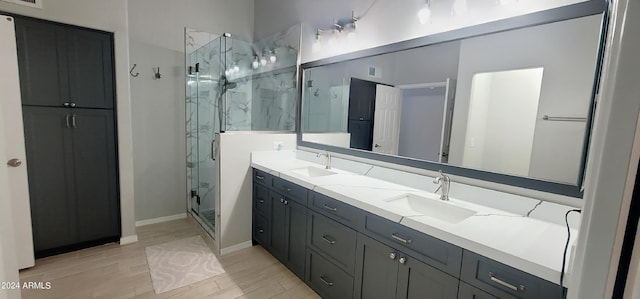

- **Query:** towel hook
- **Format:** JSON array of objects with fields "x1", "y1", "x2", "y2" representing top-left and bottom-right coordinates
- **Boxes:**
[{"x1": 129, "y1": 64, "x2": 139, "y2": 77}]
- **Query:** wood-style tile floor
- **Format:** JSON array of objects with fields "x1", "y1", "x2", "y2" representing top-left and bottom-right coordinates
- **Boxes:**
[{"x1": 19, "y1": 217, "x2": 320, "y2": 299}]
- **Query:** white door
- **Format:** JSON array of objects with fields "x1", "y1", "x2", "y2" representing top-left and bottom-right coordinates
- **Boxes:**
[
  {"x1": 439, "y1": 78, "x2": 456, "y2": 163},
  {"x1": 1, "y1": 15, "x2": 35, "y2": 269},
  {"x1": 372, "y1": 85, "x2": 402, "y2": 155}
]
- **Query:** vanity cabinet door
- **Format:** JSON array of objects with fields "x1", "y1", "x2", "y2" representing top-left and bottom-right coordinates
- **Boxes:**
[
  {"x1": 396, "y1": 253, "x2": 459, "y2": 299},
  {"x1": 354, "y1": 233, "x2": 400, "y2": 299},
  {"x1": 268, "y1": 190, "x2": 307, "y2": 279}
]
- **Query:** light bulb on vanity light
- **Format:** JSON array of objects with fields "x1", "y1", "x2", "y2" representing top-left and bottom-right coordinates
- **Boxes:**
[
  {"x1": 252, "y1": 57, "x2": 260, "y2": 69},
  {"x1": 269, "y1": 51, "x2": 277, "y2": 64},
  {"x1": 233, "y1": 65, "x2": 240, "y2": 72},
  {"x1": 260, "y1": 56, "x2": 267, "y2": 66}
]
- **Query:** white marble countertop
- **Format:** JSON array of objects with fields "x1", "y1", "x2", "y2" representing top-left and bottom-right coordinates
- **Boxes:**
[{"x1": 251, "y1": 154, "x2": 577, "y2": 288}]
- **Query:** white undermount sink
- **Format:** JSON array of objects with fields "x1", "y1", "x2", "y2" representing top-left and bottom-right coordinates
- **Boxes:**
[
  {"x1": 290, "y1": 166, "x2": 337, "y2": 177},
  {"x1": 384, "y1": 193, "x2": 476, "y2": 224}
]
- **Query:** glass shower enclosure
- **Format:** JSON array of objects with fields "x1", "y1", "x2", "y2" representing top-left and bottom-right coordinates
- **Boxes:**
[{"x1": 186, "y1": 27, "x2": 299, "y2": 239}]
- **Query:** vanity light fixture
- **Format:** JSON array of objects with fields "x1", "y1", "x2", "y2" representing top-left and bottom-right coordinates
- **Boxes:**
[
  {"x1": 315, "y1": 12, "x2": 358, "y2": 44},
  {"x1": 418, "y1": 0, "x2": 432, "y2": 24}
]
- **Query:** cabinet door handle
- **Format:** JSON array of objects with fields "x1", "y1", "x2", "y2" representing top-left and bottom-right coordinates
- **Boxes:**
[
  {"x1": 322, "y1": 235, "x2": 336, "y2": 245},
  {"x1": 70, "y1": 102, "x2": 76, "y2": 108},
  {"x1": 256, "y1": 175, "x2": 265, "y2": 180},
  {"x1": 320, "y1": 275, "x2": 334, "y2": 287},
  {"x1": 63, "y1": 102, "x2": 70, "y2": 107},
  {"x1": 71, "y1": 114, "x2": 77, "y2": 128},
  {"x1": 65, "y1": 114, "x2": 71, "y2": 128},
  {"x1": 258, "y1": 229, "x2": 264, "y2": 234},
  {"x1": 258, "y1": 199, "x2": 265, "y2": 203},
  {"x1": 489, "y1": 272, "x2": 525, "y2": 292},
  {"x1": 323, "y1": 204, "x2": 338, "y2": 212},
  {"x1": 389, "y1": 252, "x2": 397, "y2": 260},
  {"x1": 391, "y1": 233, "x2": 412, "y2": 244}
]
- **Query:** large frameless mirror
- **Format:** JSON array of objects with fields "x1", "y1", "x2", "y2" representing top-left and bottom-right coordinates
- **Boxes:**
[{"x1": 298, "y1": 1, "x2": 607, "y2": 197}]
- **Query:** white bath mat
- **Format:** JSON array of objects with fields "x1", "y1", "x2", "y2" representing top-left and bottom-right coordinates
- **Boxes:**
[{"x1": 145, "y1": 236, "x2": 224, "y2": 294}]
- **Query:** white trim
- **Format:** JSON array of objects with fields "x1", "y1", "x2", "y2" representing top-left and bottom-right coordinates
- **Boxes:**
[
  {"x1": 119, "y1": 235, "x2": 138, "y2": 245},
  {"x1": 220, "y1": 241, "x2": 253, "y2": 256},
  {"x1": 135, "y1": 213, "x2": 187, "y2": 227},
  {"x1": 396, "y1": 82, "x2": 447, "y2": 90}
]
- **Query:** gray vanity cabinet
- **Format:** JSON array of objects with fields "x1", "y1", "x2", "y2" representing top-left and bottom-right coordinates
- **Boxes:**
[
  {"x1": 354, "y1": 233, "x2": 459, "y2": 299},
  {"x1": 458, "y1": 282, "x2": 499, "y2": 299}
]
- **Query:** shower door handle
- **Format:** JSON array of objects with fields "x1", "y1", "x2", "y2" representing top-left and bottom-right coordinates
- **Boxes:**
[{"x1": 211, "y1": 139, "x2": 216, "y2": 161}]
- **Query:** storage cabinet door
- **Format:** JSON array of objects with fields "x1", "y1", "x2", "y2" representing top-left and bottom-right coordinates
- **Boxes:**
[
  {"x1": 22, "y1": 107, "x2": 76, "y2": 252},
  {"x1": 15, "y1": 18, "x2": 70, "y2": 107},
  {"x1": 285, "y1": 200, "x2": 307, "y2": 279},
  {"x1": 269, "y1": 191, "x2": 287, "y2": 261},
  {"x1": 70, "y1": 109, "x2": 119, "y2": 242},
  {"x1": 66, "y1": 28, "x2": 114, "y2": 109},
  {"x1": 396, "y1": 254, "x2": 459, "y2": 299},
  {"x1": 354, "y1": 233, "x2": 399, "y2": 299},
  {"x1": 348, "y1": 78, "x2": 377, "y2": 121}
]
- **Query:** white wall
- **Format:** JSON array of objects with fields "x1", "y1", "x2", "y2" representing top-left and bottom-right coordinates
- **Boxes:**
[
  {"x1": 449, "y1": 15, "x2": 602, "y2": 184},
  {"x1": 462, "y1": 68, "x2": 543, "y2": 177},
  {"x1": 0, "y1": 0, "x2": 137, "y2": 242},
  {"x1": 217, "y1": 133, "x2": 297, "y2": 254},
  {"x1": 254, "y1": 0, "x2": 588, "y2": 63},
  {"x1": 398, "y1": 88, "x2": 447, "y2": 161},
  {"x1": 127, "y1": 0, "x2": 255, "y2": 221}
]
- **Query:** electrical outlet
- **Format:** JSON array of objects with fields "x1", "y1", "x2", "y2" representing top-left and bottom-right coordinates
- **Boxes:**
[{"x1": 273, "y1": 141, "x2": 284, "y2": 150}]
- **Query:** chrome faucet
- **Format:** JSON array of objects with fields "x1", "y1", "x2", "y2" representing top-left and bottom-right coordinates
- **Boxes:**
[
  {"x1": 317, "y1": 152, "x2": 332, "y2": 169},
  {"x1": 433, "y1": 170, "x2": 451, "y2": 201}
]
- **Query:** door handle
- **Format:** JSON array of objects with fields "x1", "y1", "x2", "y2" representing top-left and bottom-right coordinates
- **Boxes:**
[
  {"x1": 7, "y1": 159, "x2": 22, "y2": 167},
  {"x1": 71, "y1": 114, "x2": 77, "y2": 128},
  {"x1": 65, "y1": 114, "x2": 71, "y2": 128},
  {"x1": 211, "y1": 139, "x2": 216, "y2": 161}
]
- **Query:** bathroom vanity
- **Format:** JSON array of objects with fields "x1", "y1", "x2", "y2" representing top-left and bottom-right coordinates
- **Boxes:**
[{"x1": 251, "y1": 154, "x2": 571, "y2": 299}]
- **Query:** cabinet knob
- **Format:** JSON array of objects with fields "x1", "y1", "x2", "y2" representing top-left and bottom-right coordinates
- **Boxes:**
[
  {"x1": 63, "y1": 102, "x2": 70, "y2": 107},
  {"x1": 70, "y1": 102, "x2": 76, "y2": 107},
  {"x1": 389, "y1": 252, "x2": 397, "y2": 260},
  {"x1": 399, "y1": 257, "x2": 407, "y2": 264}
]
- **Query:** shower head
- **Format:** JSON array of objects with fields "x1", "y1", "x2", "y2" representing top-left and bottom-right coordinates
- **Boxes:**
[{"x1": 220, "y1": 75, "x2": 237, "y2": 91}]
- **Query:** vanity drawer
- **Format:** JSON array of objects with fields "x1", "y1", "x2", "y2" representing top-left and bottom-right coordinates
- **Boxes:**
[
  {"x1": 306, "y1": 248, "x2": 354, "y2": 299},
  {"x1": 307, "y1": 211, "x2": 358, "y2": 274},
  {"x1": 253, "y1": 214, "x2": 268, "y2": 246},
  {"x1": 253, "y1": 168, "x2": 272, "y2": 186},
  {"x1": 253, "y1": 184, "x2": 269, "y2": 215},
  {"x1": 461, "y1": 251, "x2": 564, "y2": 299},
  {"x1": 309, "y1": 191, "x2": 366, "y2": 230},
  {"x1": 458, "y1": 281, "x2": 499, "y2": 299},
  {"x1": 272, "y1": 176, "x2": 308, "y2": 205},
  {"x1": 363, "y1": 213, "x2": 462, "y2": 277}
]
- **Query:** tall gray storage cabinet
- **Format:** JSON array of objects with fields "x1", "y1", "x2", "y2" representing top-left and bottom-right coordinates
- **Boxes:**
[{"x1": 15, "y1": 16, "x2": 120, "y2": 257}]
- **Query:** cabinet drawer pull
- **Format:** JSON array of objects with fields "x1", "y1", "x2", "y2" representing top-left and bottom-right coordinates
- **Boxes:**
[
  {"x1": 323, "y1": 204, "x2": 338, "y2": 212},
  {"x1": 391, "y1": 233, "x2": 412, "y2": 244},
  {"x1": 322, "y1": 235, "x2": 336, "y2": 245},
  {"x1": 258, "y1": 229, "x2": 264, "y2": 234},
  {"x1": 320, "y1": 275, "x2": 334, "y2": 287},
  {"x1": 256, "y1": 175, "x2": 265, "y2": 180},
  {"x1": 259, "y1": 199, "x2": 265, "y2": 203},
  {"x1": 489, "y1": 272, "x2": 525, "y2": 292}
]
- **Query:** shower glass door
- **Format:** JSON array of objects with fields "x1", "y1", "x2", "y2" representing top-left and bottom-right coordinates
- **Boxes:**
[{"x1": 186, "y1": 32, "x2": 224, "y2": 235}]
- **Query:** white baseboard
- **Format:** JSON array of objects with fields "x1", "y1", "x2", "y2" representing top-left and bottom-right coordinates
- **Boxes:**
[
  {"x1": 135, "y1": 213, "x2": 187, "y2": 227},
  {"x1": 220, "y1": 241, "x2": 253, "y2": 255},
  {"x1": 120, "y1": 235, "x2": 138, "y2": 245}
]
